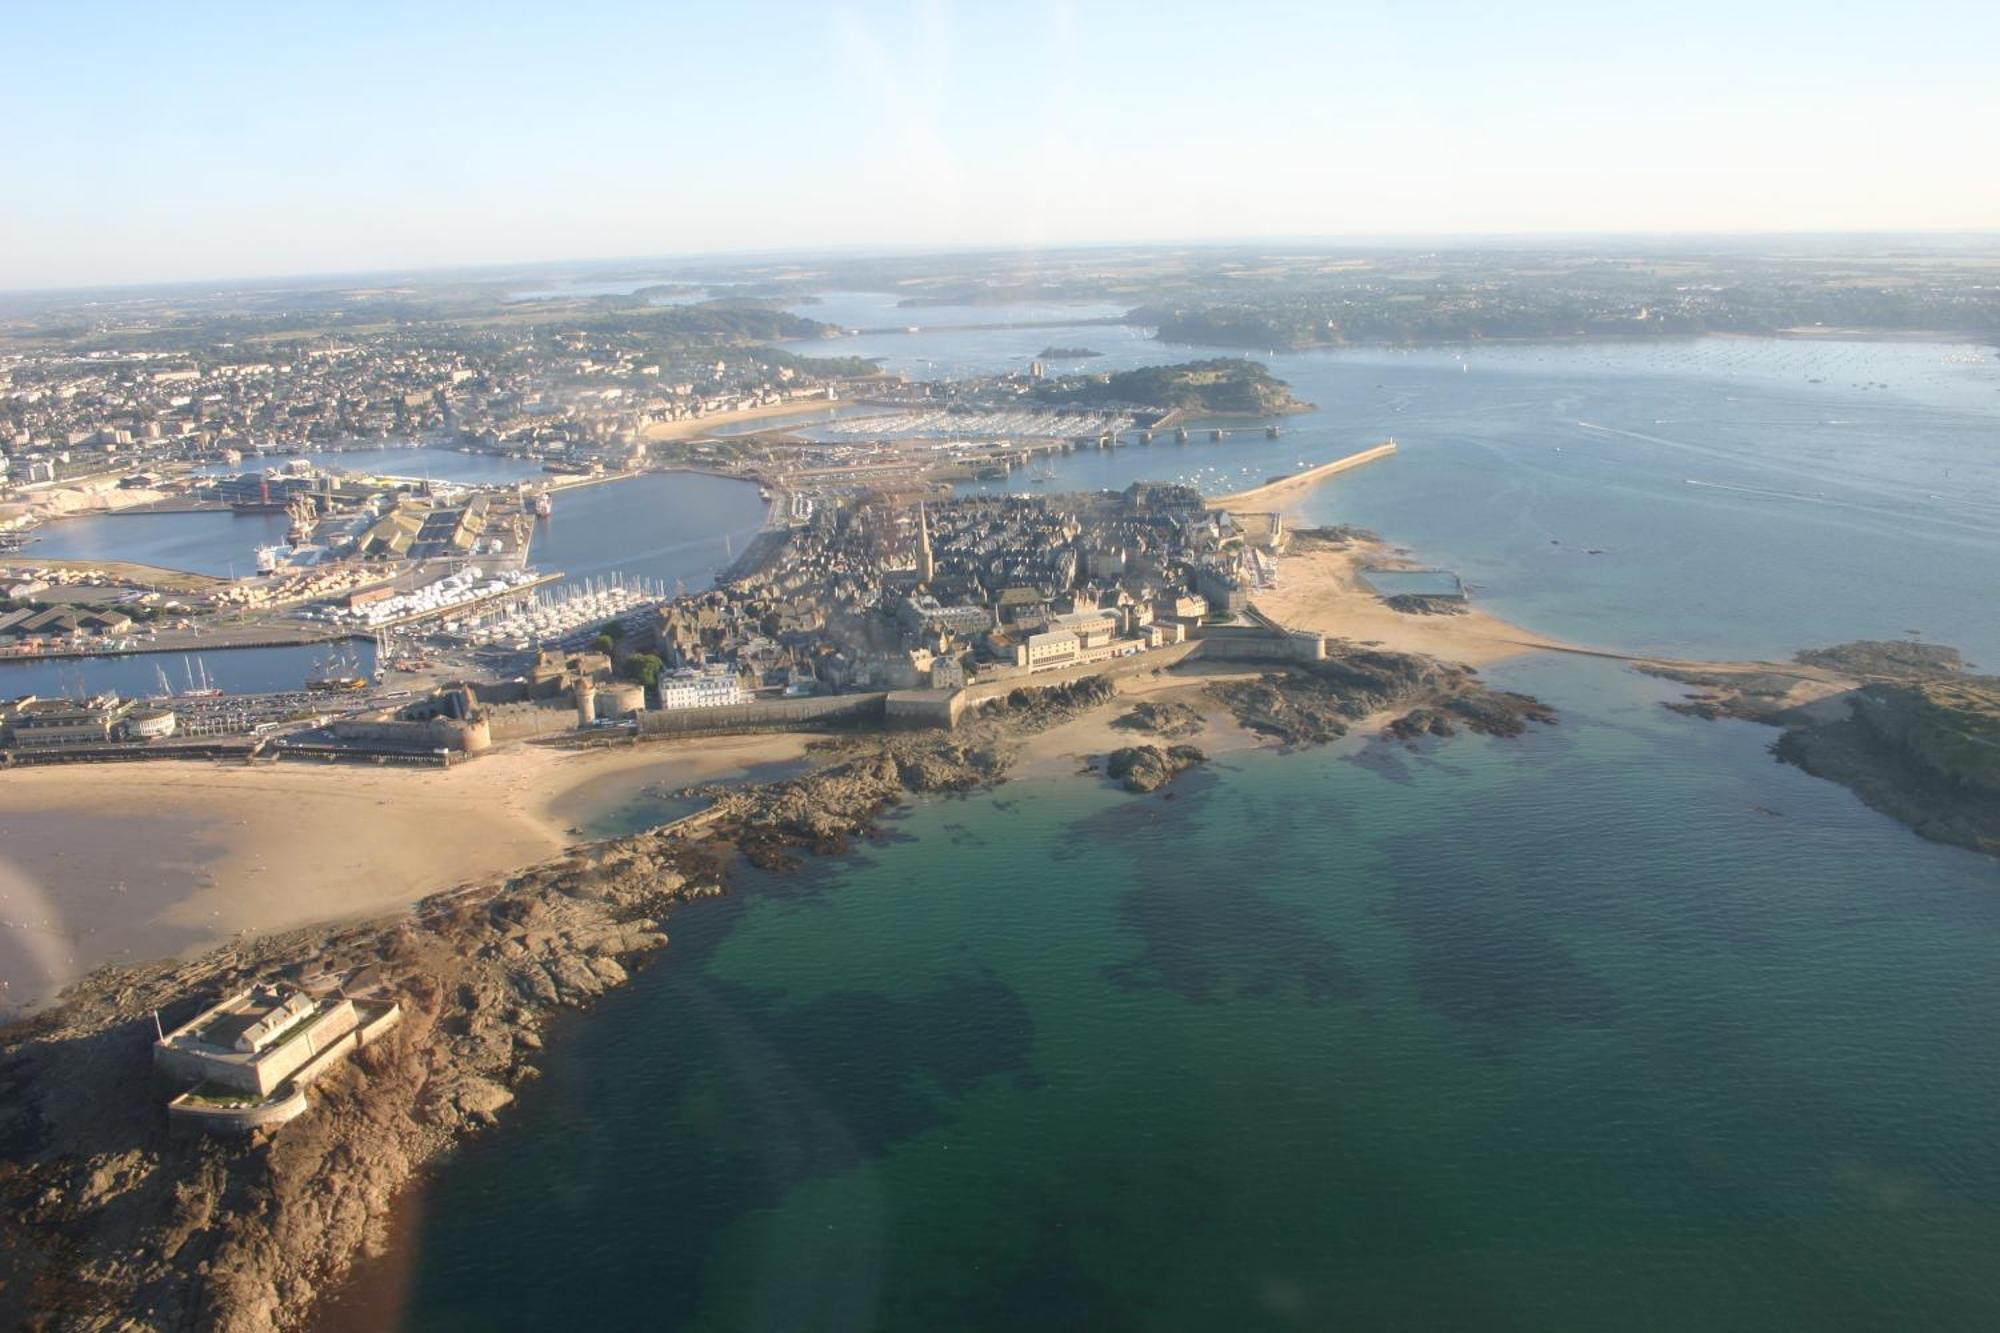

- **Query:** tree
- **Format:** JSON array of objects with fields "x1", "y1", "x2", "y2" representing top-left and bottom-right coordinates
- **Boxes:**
[
  {"x1": 624, "y1": 653, "x2": 665, "y2": 688},
  {"x1": 593, "y1": 632, "x2": 616, "y2": 655}
]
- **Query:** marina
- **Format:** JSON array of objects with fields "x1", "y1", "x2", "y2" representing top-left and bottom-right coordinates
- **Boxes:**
[
  {"x1": 445, "y1": 574, "x2": 672, "y2": 650},
  {"x1": 326, "y1": 567, "x2": 555, "y2": 630}
]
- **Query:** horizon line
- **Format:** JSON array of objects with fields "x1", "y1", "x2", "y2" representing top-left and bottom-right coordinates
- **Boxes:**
[{"x1": 7, "y1": 225, "x2": 2000, "y2": 301}]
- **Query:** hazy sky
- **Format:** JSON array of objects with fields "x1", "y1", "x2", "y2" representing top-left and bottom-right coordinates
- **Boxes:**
[{"x1": 5, "y1": 0, "x2": 1996, "y2": 289}]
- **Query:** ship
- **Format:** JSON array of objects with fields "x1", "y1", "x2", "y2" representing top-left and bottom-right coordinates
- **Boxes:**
[
  {"x1": 532, "y1": 491, "x2": 554, "y2": 519},
  {"x1": 307, "y1": 646, "x2": 371, "y2": 692},
  {"x1": 284, "y1": 493, "x2": 318, "y2": 544},
  {"x1": 178, "y1": 656, "x2": 224, "y2": 697},
  {"x1": 306, "y1": 674, "x2": 370, "y2": 692}
]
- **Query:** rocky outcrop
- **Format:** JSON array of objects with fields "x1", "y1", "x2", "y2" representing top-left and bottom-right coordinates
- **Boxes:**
[
  {"x1": 689, "y1": 675, "x2": 1114, "y2": 870},
  {"x1": 1105, "y1": 744, "x2": 1207, "y2": 793},
  {"x1": 1287, "y1": 525, "x2": 1380, "y2": 550},
  {"x1": 1111, "y1": 700, "x2": 1206, "y2": 739},
  {"x1": 1383, "y1": 593, "x2": 1470, "y2": 617},
  {"x1": 1384, "y1": 690, "x2": 1561, "y2": 741},
  {"x1": 1795, "y1": 640, "x2": 1969, "y2": 680},
  {"x1": 0, "y1": 831, "x2": 715, "y2": 1332},
  {"x1": 1208, "y1": 642, "x2": 1556, "y2": 747}
]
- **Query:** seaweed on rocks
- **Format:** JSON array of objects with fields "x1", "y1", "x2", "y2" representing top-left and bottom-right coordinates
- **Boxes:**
[
  {"x1": 1104, "y1": 744, "x2": 1208, "y2": 793},
  {"x1": 1383, "y1": 593, "x2": 1470, "y2": 616},
  {"x1": 1208, "y1": 643, "x2": 1556, "y2": 747}
]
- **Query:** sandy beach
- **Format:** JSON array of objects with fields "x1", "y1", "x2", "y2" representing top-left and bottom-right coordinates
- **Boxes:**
[
  {"x1": 1254, "y1": 539, "x2": 1571, "y2": 667},
  {"x1": 0, "y1": 733, "x2": 812, "y2": 1010}
]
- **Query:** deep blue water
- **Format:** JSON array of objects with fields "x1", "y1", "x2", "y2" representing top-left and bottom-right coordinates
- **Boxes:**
[
  {"x1": 322, "y1": 304, "x2": 2000, "y2": 1331},
  {"x1": 23, "y1": 509, "x2": 290, "y2": 579},
  {"x1": 525, "y1": 471, "x2": 768, "y2": 590}
]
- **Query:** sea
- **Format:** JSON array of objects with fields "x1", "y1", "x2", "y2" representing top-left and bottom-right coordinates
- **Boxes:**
[{"x1": 63, "y1": 295, "x2": 2000, "y2": 1330}]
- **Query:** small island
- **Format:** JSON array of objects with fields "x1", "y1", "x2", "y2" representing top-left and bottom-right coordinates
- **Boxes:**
[
  {"x1": 1031, "y1": 358, "x2": 1310, "y2": 416},
  {"x1": 1648, "y1": 641, "x2": 2000, "y2": 856}
]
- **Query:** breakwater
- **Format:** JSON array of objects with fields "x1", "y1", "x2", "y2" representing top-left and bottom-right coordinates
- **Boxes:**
[{"x1": 1206, "y1": 440, "x2": 1398, "y2": 508}]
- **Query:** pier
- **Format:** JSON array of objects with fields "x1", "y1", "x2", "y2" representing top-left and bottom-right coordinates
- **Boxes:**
[{"x1": 1206, "y1": 440, "x2": 1399, "y2": 509}]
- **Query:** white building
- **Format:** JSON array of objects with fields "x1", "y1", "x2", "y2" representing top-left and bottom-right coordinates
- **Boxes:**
[{"x1": 658, "y1": 667, "x2": 748, "y2": 711}]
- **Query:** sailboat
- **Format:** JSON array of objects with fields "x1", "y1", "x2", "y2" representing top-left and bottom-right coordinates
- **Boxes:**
[
  {"x1": 180, "y1": 656, "x2": 223, "y2": 698},
  {"x1": 307, "y1": 645, "x2": 369, "y2": 692}
]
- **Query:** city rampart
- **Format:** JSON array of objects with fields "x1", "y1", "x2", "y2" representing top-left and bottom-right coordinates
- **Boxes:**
[
  {"x1": 328, "y1": 714, "x2": 492, "y2": 753},
  {"x1": 636, "y1": 692, "x2": 889, "y2": 738},
  {"x1": 885, "y1": 690, "x2": 968, "y2": 729},
  {"x1": 483, "y1": 699, "x2": 583, "y2": 743}
]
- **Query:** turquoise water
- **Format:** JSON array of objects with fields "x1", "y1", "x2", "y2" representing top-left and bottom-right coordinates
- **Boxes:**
[
  {"x1": 344, "y1": 654, "x2": 2000, "y2": 1331},
  {"x1": 323, "y1": 307, "x2": 2000, "y2": 1330}
]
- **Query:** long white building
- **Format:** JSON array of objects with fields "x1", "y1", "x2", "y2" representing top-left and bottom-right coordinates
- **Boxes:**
[{"x1": 658, "y1": 667, "x2": 748, "y2": 711}]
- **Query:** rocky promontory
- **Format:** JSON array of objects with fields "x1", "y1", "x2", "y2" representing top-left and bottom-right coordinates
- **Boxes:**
[
  {"x1": 0, "y1": 829, "x2": 719, "y2": 1332},
  {"x1": 1209, "y1": 642, "x2": 1557, "y2": 746},
  {"x1": 1648, "y1": 641, "x2": 2000, "y2": 856}
]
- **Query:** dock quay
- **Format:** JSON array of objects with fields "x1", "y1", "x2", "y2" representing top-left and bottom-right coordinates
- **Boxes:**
[{"x1": 0, "y1": 623, "x2": 350, "y2": 662}]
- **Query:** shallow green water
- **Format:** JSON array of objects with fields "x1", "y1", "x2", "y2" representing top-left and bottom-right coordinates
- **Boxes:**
[{"x1": 344, "y1": 654, "x2": 2000, "y2": 1331}]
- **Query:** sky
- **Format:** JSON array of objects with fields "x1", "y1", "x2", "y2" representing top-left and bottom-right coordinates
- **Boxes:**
[{"x1": 4, "y1": 0, "x2": 1997, "y2": 290}]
